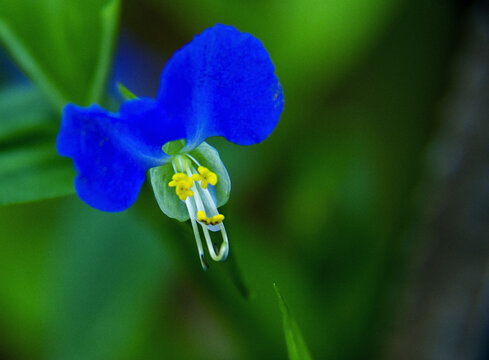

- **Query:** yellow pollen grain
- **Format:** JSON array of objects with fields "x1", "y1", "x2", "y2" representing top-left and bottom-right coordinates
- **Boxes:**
[
  {"x1": 168, "y1": 172, "x2": 194, "y2": 200},
  {"x1": 192, "y1": 166, "x2": 218, "y2": 189},
  {"x1": 196, "y1": 210, "x2": 225, "y2": 225}
]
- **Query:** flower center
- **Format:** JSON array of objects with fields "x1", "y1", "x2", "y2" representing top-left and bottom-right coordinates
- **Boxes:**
[
  {"x1": 192, "y1": 166, "x2": 218, "y2": 189},
  {"x1": 169, "y1": 154, "x2": 229, "y2": 270},
  {"x1": 168, "y1": 173, "x2": 194, "y2": 200}
]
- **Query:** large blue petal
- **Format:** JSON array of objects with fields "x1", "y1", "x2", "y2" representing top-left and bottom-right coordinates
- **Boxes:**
[
  {"x1": 157, "y1": 24, "x2": 284, "y2": 149},
  {"x1": 57, "y1": 98, "x2": 185, "y2": 212}
]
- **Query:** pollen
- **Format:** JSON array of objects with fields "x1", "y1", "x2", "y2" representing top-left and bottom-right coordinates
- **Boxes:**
[
  {"x1": 168, "y1": 173, "x2": 194, "y2": 201},
  {"x1": 197, "y1": 210, "x2": 225, "y2": 226},
  {"x1": 192, "y1": 166, "x2": 218, "y2": 189}
]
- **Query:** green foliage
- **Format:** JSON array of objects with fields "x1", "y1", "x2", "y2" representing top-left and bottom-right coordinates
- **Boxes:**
[
  {"x1": 0, "y1": 85, "x2": 75, "y2": 205},
  {"x1": 0, "y1": 85, "x2": 55, "y2": 141},
  {"x1": 0, "y1": 0, "x2": 120, "y2": 206},
  {"x1": 0, "y1": 199, "x2": 172, "y2": 360},
  {"x1": 50, "y1": 202, "x2": 171, "y2": 360},
  {"x1": 149, "y1": 0, "x2": 402, "y2": 90},
  {"x1": 0, "y1": 141, "x2": 74, "y2": 205},
  {"x1": 274, "y1": 284, "x2": 313, "y2": 360},
  {"x1": 0, "y1": 0, "x2": 120, "y2": 110}
]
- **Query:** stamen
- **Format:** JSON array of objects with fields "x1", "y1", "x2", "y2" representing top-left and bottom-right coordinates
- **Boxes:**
[
  {"x1": 200, "y1": 186, "x2": 229, "y2": 261},
  {"x1": 186, "y1": 167, "x2": 228, "y2": 261},
  {"x1": 170, "y1": 159, "x2": 206, "y2": 269},
  {"x1": 192, "y1": 166, "x2": 218, "y2": 189},
  {"x1": 168, "y1": 173, "x2": 194, "y2": 200},
  {"x1": 197, "y1": 210, "x2": 225, "y2": 226},
  {"x1": 217, "y1": 224, "x2": 229, "y2": 261},
  {"x1": 185, "y1": 196, "x2": 208, "y2": 271},
  {"x1": 197, "y1": 210, "x2": 207, "y2": 223},
  {"x1": 168, "y1": 157, "x2": 229, "y2": 267}
]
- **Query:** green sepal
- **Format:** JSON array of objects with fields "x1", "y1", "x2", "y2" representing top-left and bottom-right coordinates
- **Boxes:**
[
  {"x1": 149, "y1": 141, "x2": 231, "y2": 222},
  {"x1": 117, "y1": 82, "x2": 138, "y2": 100},
  {"x1": 162, "y1": 139, "x2": 186, "y2": 155}
]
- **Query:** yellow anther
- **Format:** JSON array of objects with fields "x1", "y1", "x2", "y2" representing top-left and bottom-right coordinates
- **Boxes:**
[
  {"x1": 192, "y1": 166, "x2": 218, "y2": 189},
  {"x1": 210, "y1": 214, "x2": 225, "y2": 225},
  {"x1": 168, "y1": 173, "x2": 194, "y2": 201},
  {"x1": 196, "y1": 210, "x2": 225, "y2": 226},
  {"x1": 197, "y1": 210, "x2": 207, "y2": 222}
]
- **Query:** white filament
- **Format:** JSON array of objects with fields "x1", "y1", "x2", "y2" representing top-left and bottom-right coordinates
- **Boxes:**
[{"x1": 171, "y1": 156, "x2": 229, "y2": 266}]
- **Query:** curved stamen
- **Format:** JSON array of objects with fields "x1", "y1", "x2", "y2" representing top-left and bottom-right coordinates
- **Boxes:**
[
  {"x1": 185, "y1": 196, "x2": 208, "y2": 271},
  {"x1": 172, "y1": 159, "x2": 207, "y2": 270},
  {"x1": 200, "y1": 185, "x2": 229, "y2": 260},
  {"x1": 171, "y1": 156, "x2": 228, "y2": 266},
  {"x1": 185, "y1": 167, "x2": 228, "y2": 261}
]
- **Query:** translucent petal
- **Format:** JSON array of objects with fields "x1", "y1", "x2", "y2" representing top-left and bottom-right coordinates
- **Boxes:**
[
  {"x1": 189, "y1": 142, "x2": 230, "y2": 208},
  {"x1": 150, "y1": 163, "x2": 189, "y2": 221}
]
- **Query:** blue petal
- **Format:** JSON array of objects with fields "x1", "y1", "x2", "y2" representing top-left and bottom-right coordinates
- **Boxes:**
[
  {"x1": 57, "y1": 99, "x2": 185, "y2": 212},
  {"x1": 157, "y1": 24, "x2": 284, "y2": 149}
]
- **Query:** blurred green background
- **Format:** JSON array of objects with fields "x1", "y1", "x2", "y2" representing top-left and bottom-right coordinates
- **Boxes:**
[{"x1": 0, "y1": 0, "x2": 486, "y2": 359}]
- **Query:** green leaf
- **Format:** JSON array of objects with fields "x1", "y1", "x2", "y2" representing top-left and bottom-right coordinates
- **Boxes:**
[
  {"x1": 274, "y1": 283, "x2": 313, "y2": 360},
  {"x1": 0, "y1": 0, "x2": 120, "y2": 110},
  {"x1": 0, "y1": 140, "x2": 75, "y2": 205},
  {"x1": 87, "y1": 0, "x2": 120, "y2": 105},
  {"x1": 0, "y1": 85, "x2": 56, "y2": 142}
]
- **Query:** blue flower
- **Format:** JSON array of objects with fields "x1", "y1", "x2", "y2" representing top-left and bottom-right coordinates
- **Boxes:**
[{"x1": 57, "y1": 24, "x2": 284, "y2": 269}]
